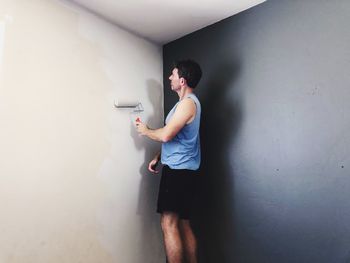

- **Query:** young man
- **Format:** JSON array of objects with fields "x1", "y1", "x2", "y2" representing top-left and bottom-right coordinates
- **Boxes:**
[{"x1": 135, "y1": 59, "x2": 202, "y2": 263}]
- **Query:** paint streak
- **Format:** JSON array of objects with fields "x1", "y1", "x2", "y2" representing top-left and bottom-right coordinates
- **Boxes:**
[
  {"x1": 0, "y1": 15, "x2": 12, "y2": 80},
  {"x1": 0, "y1": 21, "x2": 5, "y2": 76}
]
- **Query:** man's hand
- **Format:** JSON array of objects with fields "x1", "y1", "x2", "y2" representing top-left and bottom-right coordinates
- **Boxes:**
[
  {"x1": 148, "y1": 158, "x2": 159, "y2": 174},
  {"x1": 135, "y1": 118, "x2": 149, "y2": 136}
]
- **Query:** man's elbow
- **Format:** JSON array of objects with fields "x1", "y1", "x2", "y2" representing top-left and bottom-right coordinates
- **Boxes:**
[
  {"x1": 162, "y1": 134, "x2": 173, "y2": 143},
  {"x1": 161, "y1": 127, "x2": 178, "y2": 143}
]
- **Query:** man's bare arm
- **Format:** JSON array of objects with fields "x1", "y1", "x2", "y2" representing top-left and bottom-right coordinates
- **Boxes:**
[
  {"x1": 136, "y1": 98, "x2": 196, "y2": 142},
  {"x1": 153, "y1": 151, "x2": 161, "y2": 161}
]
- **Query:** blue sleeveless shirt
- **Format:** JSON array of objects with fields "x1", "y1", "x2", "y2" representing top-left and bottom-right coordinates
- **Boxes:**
[{"x1": 161, "y1": 93, "x2": 201, "y2": 170}]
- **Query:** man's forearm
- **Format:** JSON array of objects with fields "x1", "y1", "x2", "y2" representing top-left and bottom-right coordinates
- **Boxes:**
[
  {"x1": 154, "y1": 151, "x2": 161, "y2": 161},
  {"x1": 145, "y1": 127, "x2": 167, "y2": 142}
]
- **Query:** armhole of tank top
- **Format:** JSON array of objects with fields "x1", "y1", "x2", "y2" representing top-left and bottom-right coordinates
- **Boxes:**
[{"x1": 185, "y1": 96, "x2": 197, "y2": 125}]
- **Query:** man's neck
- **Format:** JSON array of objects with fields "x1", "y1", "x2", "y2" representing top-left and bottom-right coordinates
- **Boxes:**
[{"x1": 177, "y1": 86, "x2": 193, "y2": 101}]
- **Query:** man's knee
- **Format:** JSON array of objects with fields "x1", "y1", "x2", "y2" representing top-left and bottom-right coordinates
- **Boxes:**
[{"x1": 161, "y1": 212, "x2": 179, "y2": 232}]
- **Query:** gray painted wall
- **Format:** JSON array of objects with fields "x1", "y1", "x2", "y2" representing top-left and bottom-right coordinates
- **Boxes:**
[{"x1": 163, "y1": 1, "x2": 350, "y2": 262}]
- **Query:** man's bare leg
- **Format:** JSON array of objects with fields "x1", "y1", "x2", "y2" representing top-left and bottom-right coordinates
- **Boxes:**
[
  {"x1": 161, "y1": 212, "x2": 183, "y2": 263},
  {"x1": 179, "y1": 219, "x2": 197, "y2": 263}
]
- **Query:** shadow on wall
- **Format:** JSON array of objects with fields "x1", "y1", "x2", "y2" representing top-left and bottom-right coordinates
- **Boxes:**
[
  {"x1": 130, "y1": 79, "x2": 164, "y2": 262},
  {"x1": 193, "y1": 59, "x2": 243, "y2": 263}
]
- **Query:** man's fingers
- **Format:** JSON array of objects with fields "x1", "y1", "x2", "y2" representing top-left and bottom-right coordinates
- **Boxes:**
[
  {"x1": 148, "y1": 161, "x2": 159, "y2": 173},
  {"x1": 148, "y1": 163, "x2": 155, "y2": 172},
  {"x1": 149, "y1": 168, "x2": 158, "y2": 174},
  {"x1": 151, "y1": 168, "x2": 159, "y2": 174}
]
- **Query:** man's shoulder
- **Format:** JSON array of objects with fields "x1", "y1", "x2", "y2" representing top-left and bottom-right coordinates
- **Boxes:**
[{"x1": 177, "y1": 97, "x2": 196, "y2": 111}]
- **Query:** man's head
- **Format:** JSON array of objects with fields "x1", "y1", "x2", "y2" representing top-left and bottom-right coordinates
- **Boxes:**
[{"x1": 169, "y1": 59, "x2": 202, "y2": 90}]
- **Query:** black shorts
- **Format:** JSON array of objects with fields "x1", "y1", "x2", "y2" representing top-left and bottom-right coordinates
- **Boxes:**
[{"x1": 157, "y1": 165, "x2": 199, "y2": 220}]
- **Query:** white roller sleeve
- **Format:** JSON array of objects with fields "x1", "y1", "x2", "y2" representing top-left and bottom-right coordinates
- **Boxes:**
[{"x1": 114, "y1": 100, "x2": 140, "y2": 107}]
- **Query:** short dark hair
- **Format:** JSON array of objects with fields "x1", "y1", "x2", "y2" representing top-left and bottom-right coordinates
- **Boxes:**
[{"x1": 173, "y1": 59, "x2": 202, "y2": 89}]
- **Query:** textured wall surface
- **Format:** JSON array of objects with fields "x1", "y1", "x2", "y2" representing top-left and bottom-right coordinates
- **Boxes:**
[
  {"x1": 163, "y1": 1, "x2": 350, "y2": 262},
  {"x1": 0, "y1": 0, "x2": 164, "y2": 262}
]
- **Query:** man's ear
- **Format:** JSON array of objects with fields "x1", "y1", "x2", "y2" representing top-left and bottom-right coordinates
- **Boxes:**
[{"x1": 180, "y1": 77, "x2": 186, "y2": 86}]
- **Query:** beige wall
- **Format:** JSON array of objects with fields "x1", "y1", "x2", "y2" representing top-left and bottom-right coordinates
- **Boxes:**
[{"x1": 0, "y1": 0, "x2": 164, "y2": 262}]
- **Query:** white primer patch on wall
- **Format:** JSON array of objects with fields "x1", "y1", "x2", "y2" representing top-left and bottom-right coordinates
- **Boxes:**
[
  {"x1": 0, "y1": 22, "x2": 4, "y2": 76},
  {"x1": 0, "y1": 0, "x2": 164, "y2": 262},
  {"x1": 0, "y1": 15, "x2": 12, "y2": 79},
  {"x1": 58, "y1": 2, "x2": 165, "y2": 261}
]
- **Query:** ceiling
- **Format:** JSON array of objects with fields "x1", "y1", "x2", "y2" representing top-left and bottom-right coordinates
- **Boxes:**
[{"x1": 69, "y1": 0, "x2": 266, "y2": 45}]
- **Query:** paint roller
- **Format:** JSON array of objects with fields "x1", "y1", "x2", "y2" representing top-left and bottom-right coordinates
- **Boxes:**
[
  {"x1": 114, "y1": 99, "x2": 144, "y2": 111},
  {"x1": 114, "y1": 99, "x2": 144, "y2": 123}
]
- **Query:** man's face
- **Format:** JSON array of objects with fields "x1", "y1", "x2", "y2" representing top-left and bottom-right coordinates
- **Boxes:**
[{"x1": 169, "y1": 68, "x2": 182, "y2": 91}]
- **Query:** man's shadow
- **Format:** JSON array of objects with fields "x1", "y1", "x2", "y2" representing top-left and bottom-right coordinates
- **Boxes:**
[
  {"x1": 192, "y1": 59, "x2": 243, "y2": 263},
  {"x1": 130, "y1": 79, "x2": 165, "y2": 262}
]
